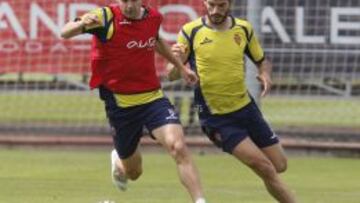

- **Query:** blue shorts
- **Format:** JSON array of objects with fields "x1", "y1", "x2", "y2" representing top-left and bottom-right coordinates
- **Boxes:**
[
  {"x1": 199, "y1": 100, "x2": 279, "y2": 153},
  {"x1": 99, "y1": 86, "x2": 181, "y2": 159}
]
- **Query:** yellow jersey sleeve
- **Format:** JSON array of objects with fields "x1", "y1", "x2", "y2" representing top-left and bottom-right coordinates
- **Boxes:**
[
  {"x1": 177, "y1": 30, "x2": 190, "y2": 47},
  {"x1": 177, "y1": 19, "x2": 204, "y2": 61},
  {"x1": 177, "y1": 25, "x2": 192, "y2": 61},
  {"x1": 244, "y1": 22, "x2": 265, "y2": 64},
  {"x1": 81, "y1": 7, "x2": 114, "y2": 42}
]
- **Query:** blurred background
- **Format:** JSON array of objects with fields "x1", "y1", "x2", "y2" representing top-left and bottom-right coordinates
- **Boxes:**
[
  {"x1": 0, "y1": 0, "x2": 359, "y2": 155},
  {"x1": 0, "y1": 1, "x2": 360, "y2": 203}
]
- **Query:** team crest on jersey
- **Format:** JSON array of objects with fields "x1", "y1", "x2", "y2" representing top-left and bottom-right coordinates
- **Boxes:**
[{"x1": 234, "y1": 33, "x2": 241, "y2": 46}]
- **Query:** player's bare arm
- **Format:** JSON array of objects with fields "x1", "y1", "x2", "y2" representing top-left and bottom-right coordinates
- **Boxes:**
[
  {"x1": 256, "y1": 59, "x2": 273, "y2": 97},
  {"x1": 166, "y1": 43, "x2": 190, "y2": 81},
  {"x1": 155, "y1": 38, "x2": 198, "y2": 85},
  {"x1": 61, "y1": 13, "x2": 102, "y2": 39}
]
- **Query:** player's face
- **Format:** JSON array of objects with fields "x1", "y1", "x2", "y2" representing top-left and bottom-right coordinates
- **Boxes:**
[
  {"x1": 204, "y1": 0, "x2": 230, "y2": 25},
  {"x1": 116, "y1": 0, "x2": 142, "y2": 19}
]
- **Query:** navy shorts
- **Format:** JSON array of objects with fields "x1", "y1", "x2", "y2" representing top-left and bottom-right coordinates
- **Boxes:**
[
  {"x1": 99, "y1": 87, "x2": 181, "y2": 159},
  {"x1": 199, "y1": 100, "x2": 279, "y2": 153}
]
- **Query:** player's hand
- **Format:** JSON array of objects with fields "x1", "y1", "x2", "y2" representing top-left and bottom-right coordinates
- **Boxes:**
[
  {"x1": 81, "y1": 13, "x2": 102, "y2": 29},
  {"x1": 171, "y1": 44, "x2": 188, "y2": 62},
  {"x1": 167, "y1": 63, "x2": 197, "y2": 84},
  {"x1": 180, "y1": 66, "x2": 198, "y2": 85},
  {"x1": 166, "y1": 63, "x2": 181, "y2": 81},
  {"x1": 256, "y1": 72, "x2": 272, "y2": 97}
]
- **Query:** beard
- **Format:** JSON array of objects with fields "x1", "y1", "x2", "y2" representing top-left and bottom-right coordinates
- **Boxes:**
[{"x1": 207, "y1": 10, "x2": 230, "y2": 25}]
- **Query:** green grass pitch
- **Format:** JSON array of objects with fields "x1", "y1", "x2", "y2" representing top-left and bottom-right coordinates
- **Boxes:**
[{"x1": 0, "y1": 148, "x2": 360, "y2": 203}]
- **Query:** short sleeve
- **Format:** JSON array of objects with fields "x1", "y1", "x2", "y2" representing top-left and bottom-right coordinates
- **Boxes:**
[
  {"x1": 245, "y1": 23, "x2": 265, "y2": 64},
  {"x1": 80, "y1": 7, "x2": 114, "y2": 42},
  {"x1": 176, "y1": 25, "x2": 192, "y2": 57},
  {"x1": 80, "y1": 8, "x2": 106, "y2": 32}
]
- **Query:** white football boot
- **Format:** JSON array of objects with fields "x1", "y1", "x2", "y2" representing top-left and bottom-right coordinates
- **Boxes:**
[{"x1": 111, "y1": 149, "x2": 127, "y2": 191}]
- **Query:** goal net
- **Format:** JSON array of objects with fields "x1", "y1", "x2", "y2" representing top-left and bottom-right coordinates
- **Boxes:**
[{"x1": 0, "y1": 0, "x2": 359, "y2": 137}]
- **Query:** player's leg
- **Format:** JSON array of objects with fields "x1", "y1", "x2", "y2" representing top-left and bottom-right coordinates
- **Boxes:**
[
  {"x1": 261, "y1": 143, "x2": 288, "y2": 173},
  {"x1": 245, "y1": 100, "x2": 288, "y2": 173},
  {"x1": 112, "y1": 147, "x2": 143, "y2": 179},
  {"x1": 231, "y1": 137, "x2": 296, "y2": 203},
  {"x1": 111, "y1": 149, "x2": 127, "y2": 190},
  {"x1": 152, "y1": 123, "x2": 206, "y2": 203},
  {"x1": 144, "y1": 98, "x2": 206, "y2": 203},
  {"x1": 202, "y1": 124, "x2": 295, "y2": 202},
  {"x1": 98, "y1": 86, "x2": 145, "y2": 190},
  {"x1": 200, "y1": 100, "x2": 296, "y2": 202},
  {"x1": 239, "y1": 100, "x2": 296, "y2": 202},
  {"x1": 111, "y1": 147, "x2": 142, "y2": 191},
  {"x1": 110, "y1": 122, "x2": 145, "y2": 191}
]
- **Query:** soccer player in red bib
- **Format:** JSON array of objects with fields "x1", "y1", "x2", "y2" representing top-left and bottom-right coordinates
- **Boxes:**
[{"x1": 61, "y1": 1, "x2": 206, "y2": 203}]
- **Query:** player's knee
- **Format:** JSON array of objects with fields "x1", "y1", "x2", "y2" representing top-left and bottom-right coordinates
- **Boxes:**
[
  {"x1": 248, "y1": 158, "x2": 277, "y2": 179},
  {"x1": 274, "y1": 158, "x2": 287, "y2": 173},
  {"x1": 126, "y1": 168, "x2": 142, "y2": 181},
  {"x1": 169, "y1": 139, "x2": 188, "y2": 163}
]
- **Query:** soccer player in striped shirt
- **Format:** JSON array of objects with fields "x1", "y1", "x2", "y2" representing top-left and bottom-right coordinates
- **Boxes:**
[
  {"x1": 61, "y1": 1, "x2": 207, "y2": 203},
  {"x1": 169, "y1": 0, "x2": 297, "y2": 202}
]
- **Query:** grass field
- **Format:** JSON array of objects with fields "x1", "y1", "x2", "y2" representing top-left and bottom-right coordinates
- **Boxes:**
[
  {"x1": 0, "y1": 92, "x2": 359, "y2": 129},
  {"x1": 1, "y1": 147, "x2": 360, "y2": 203},
  {"x1": 262, "y1": 97, "x2": 360, "y2": 128}
]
